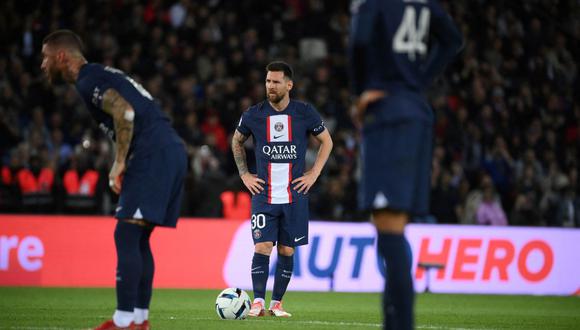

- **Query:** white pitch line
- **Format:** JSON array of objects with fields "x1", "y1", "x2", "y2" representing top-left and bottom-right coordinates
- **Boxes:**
[
  {"x1": 1, "y1": 327, "x2": 75, "y2": 330},
  {"x1": 265, "y1": 320, "x2": 382, "y2": 327},
  {"x1": 418, "y1": 326, "x2": 495, "y2": 330},
  {"x1": 180, "y1": 317, "x2": 382, "y2": 327},
  {"x1": 173, "y1": 317, "x2": 495, "y2": 329},
  {"x1": 0, "y1": 321, "x2": 495, "y2": 330}
]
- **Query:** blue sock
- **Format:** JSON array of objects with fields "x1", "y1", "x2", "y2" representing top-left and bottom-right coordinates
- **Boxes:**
[
  {"x1": 272, "y1": 255, "x2": 294, "y2": 301},
  {"x1": 377, "y1": 232, "x2": 414, "y2": 330},
  {"x1": 114, "y1": 221, "x2": 144, "y2": 312},
  {"x1": 136, "y1": 227, "x2": 154, "y2": 309},
  {"x1": 251, "y1": 253, "x2": 270, "y2": 300}
]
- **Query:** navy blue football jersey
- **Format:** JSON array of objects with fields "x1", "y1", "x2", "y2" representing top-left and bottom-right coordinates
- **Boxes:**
[
  {"x1": 75, "y1": 63, "x2": 182, "y2": 155},
  {"x1": 349, "y1": 0, "x2": 463, "y2": 96},
  {"x1": 236, "y1": 100, "x2": 325, "y2": 205}
]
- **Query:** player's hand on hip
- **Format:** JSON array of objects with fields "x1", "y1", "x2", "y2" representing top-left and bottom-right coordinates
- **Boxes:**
[
  {"x1": 108, "y1": 161, "x2": 125, "y2": 194},
  {"x1": 292, "y1": 170, "x2": 319, "y2": 194},
  {"x1": 241, "y1": 173, "x2": 265, "y2": 195},
  {"x1": 352, "y1": 90, "x2": 387, "y2": 128}
]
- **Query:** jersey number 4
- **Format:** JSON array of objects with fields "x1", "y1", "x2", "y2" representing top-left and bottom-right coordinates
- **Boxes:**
[
  {"x1": 393, "y1": 6, "x2": 431, "y2": 61},
  {"x1": 104, "y1": 66, "x2": 154, "y2": 100}
]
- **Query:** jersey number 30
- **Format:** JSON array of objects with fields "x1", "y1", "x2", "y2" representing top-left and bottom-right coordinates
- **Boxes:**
[
  {"x1": 393, "y1": 6, "x2": 431, "y2": 61},
  {"x1": 251, "y1": 214, "x2": 266, "y2": 229}
]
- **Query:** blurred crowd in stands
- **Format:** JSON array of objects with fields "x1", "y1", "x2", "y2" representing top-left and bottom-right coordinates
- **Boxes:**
[{"x1": 0, "y1": 0, "x2": 578, "y2": 227}]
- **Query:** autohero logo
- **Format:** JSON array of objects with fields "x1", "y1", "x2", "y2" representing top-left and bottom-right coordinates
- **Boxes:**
[
  {"x1": 224, "y1": 222, "x2": 578, "y2": 294},
  {"x1": 262, "y1": 145, "x2": 297, "y2": 160}
]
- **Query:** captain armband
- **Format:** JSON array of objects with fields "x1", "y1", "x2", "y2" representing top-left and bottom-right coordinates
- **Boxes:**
[{"x1": 123, "y1": 110, "x2": 135, "y2": 122}]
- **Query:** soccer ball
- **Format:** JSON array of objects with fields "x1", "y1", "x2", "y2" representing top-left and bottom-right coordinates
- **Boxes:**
[{"x1": 215, "y1": 288, "x2": 251, "y2": 320}]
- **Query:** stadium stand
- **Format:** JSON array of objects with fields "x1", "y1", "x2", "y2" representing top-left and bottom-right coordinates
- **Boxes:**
[{"x1": 0, "y1": 0, "x2": 578, "y2": 226}]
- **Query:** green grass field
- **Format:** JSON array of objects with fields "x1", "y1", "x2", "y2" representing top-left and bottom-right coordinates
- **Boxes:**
[{"x1": 0, "y1": 288, "x2": 579, "y2": 329}]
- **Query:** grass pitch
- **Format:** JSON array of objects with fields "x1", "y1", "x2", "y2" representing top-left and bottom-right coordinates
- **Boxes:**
[{"x1": 0, "y1": 287, "x2": 579, "y2": 329}]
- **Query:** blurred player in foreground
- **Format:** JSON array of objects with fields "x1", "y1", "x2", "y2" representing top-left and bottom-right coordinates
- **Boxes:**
[
  {"x1": 41, "y1": 30, "x2": 187, "y2": 330},
  {"x1": 232, "y1": 61, "x2": 333, "y2": 317},
  {"x1": 349, "y1": 0, "x2": 463, "y2": 329}
]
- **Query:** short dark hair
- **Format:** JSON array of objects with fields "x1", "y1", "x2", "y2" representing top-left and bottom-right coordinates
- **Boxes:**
[
  {"x1": 266, "y1": 61, "x2": 293, "y2": 80},
  {"x1": 43, "y1": 30, "x2": 84, "y2": 52}
]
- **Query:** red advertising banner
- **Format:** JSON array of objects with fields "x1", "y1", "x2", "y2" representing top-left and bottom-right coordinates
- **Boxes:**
[
  {"x1": 2, "y1": 216, "x2": 579, "y2": 295},
  {"x1": 0, "y1": 215, "x2": 241, "y2": 288}
]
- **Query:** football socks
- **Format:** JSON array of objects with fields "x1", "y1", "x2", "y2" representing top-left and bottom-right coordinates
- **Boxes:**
[
  {"x1": 377, "y1": 232, "x2": 414, "y2": 330},
  {"x1": 137, "y1": 227, "x2": 154, "y2": 309},
  {"x1": 114, "y1": 221, "x2": 144, "y2": 312},
  {"x1": 113, "y1": 309, "x2": 134, "y2": 328},
  {"x1": 272, "y1": 254, "x2": 294, "y2": 301},
  {"x1": 133, "y1": 308, "x2": 149, "y2": 324},
  {"x1": 251, "y1": 253, "x2": 270, "y2": 300}
]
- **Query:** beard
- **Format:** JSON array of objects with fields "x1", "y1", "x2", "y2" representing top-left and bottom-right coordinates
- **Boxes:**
[
  {"x1": 267, "y1": 92, "x2": 284, "y2": 104},
  {"x1": 45, "y1": 67, "x2": 66, "y2": 85}
]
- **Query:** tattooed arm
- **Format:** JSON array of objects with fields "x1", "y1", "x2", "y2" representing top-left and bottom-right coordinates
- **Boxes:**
[
  {"x1": 102, "y1": 88, "x2": 135, "y2": 194},
  {"x1": 232, "y1": 130, "x2": 249, "y2": 176},
  {"x1": 231, "y1": 130, "x2": 264, "y2": 195}
]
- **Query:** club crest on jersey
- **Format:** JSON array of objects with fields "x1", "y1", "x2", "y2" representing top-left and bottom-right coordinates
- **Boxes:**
[
  {"x1": 267, "y1": 114, "x2": 291, "y2": 143},
  {"x1": 274, "y1": 122, "x2": 284, "y2": 132}
]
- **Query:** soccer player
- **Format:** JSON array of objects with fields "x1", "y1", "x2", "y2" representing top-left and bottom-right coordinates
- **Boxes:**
[
  {"x1": 231, "y1": 61, "x2": 333, "y2": 317},
  {"x1": 349, "y1": 1, "x2": 463, "y2": 329},
  {"x1": 41, "y1": 30, "x2": 187, "y2": 330}
]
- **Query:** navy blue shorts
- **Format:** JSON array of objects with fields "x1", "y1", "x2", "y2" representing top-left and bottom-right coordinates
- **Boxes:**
[
  {"x1": 250, "y1": 195, "x2": 309, "y2": 247},
  {"x1": 116, "y1": 142, "x2": 187, "y2": 227},
  {"x1": 359, "y1": 96, "x2": 433, "y2": 216}
]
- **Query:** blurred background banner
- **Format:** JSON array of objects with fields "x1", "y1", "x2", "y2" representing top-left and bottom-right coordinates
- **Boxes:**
[
  {"x1": 0, "y1": 215, "x2": 235, "y2": 288},
  {"x1": 226, "y1": 221, "x2": 580, "y2": 295},
  {"x1": 1, "y1": 216, "x2": 578, "y2": 295}
]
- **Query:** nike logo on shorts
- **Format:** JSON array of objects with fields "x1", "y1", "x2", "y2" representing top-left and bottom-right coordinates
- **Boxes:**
[{"x1": 294, "y1": 236, "x2": 306, "y2": 242}]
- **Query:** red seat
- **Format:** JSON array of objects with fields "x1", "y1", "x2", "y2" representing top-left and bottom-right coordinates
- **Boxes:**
[
  {"x1": 220, "y1": 191, "x2": 251, "y2": 220},
  {"x1": 17, "y1": 168, "x2": 54, "y2": 193},
  {"x1": 63, "y1": 169, "x2": 99, "y2": 196}
]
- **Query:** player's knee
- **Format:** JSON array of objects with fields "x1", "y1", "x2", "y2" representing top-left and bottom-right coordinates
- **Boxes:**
[
  {"x1": 254, "y1": 242, "x2": 274, "y2": 255},
  {"x1": 372, "y1": 209, "x2": 409, "y2": 234},
  {"x1": 277, "y1": 245, "x2": 294, "y2": 257},
  {"x1": 114, "y1": 221, "x2": 141, "y2": 243},
  {"x1": 120, "y1": 218, "x2": 150, "y2": 227}
]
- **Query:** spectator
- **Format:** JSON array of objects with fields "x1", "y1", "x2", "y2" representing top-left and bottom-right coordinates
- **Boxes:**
[
  {"x1": 0, "y1": 0, "x2": 576, "y2": 227},
  {"x1": 476, "y1": 184, "x2": 508, "y2": 226},
  {"x1": 431, "y1": 170, "x2": 460, "y2": 224}
]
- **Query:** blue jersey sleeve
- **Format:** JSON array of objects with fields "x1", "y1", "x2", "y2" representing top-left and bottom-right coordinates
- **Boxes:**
[
  {"x1": 305, "y1": 104, "x2": 326, "y2": 136},
  {"x1": 422, "y1": 0, "x2": 463, "y2": 85},
  {"x1": 348, "y1": 0, "x2": 379, "y2": 96},
  {"x1": 76, "y1": 65, "x2": 115, "y2": 111},
  {"x1": 236, "y1": 109, "x2": 252, "y2": 136}
]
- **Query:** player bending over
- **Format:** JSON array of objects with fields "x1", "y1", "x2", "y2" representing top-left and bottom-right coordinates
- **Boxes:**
[{"x1": 41, "y1": 30, "x2": 187, "y2": 330}]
